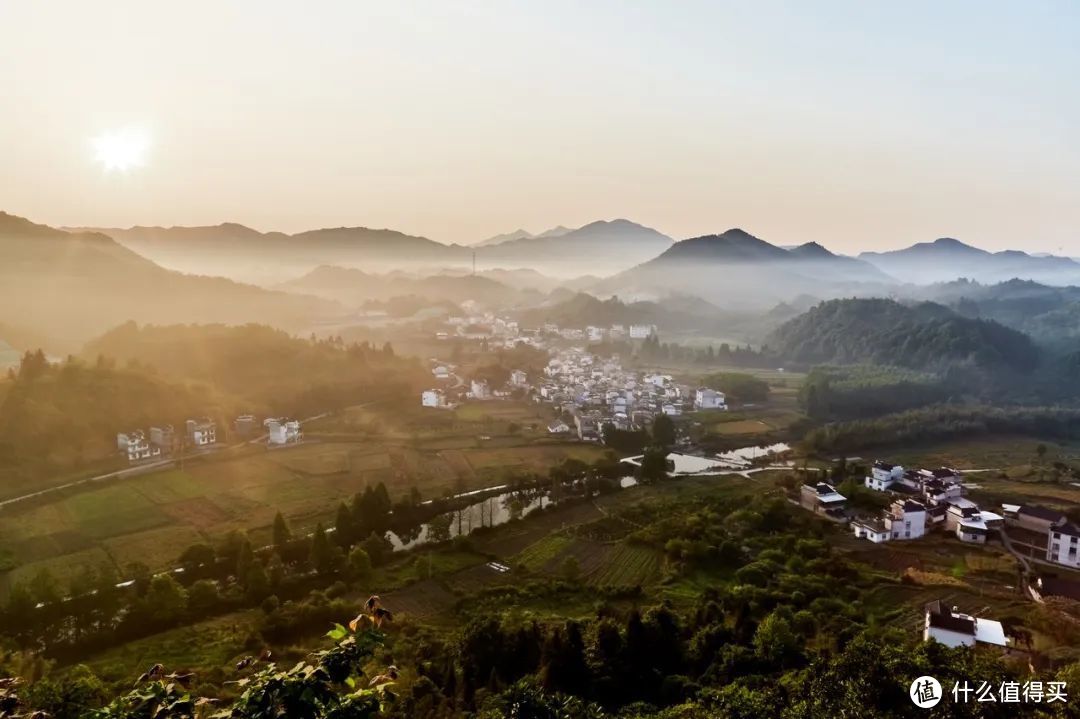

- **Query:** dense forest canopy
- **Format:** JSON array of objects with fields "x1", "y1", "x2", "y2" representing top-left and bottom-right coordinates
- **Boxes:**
[{"x1": 768, "y1": 298, "x2": 1040, "y2": 374}]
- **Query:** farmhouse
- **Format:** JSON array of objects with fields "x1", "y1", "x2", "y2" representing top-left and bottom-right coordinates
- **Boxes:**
[
  {"x1": 265, "y1": 418, "x2": 302, "y2": 445},
  {"x1": 185, "y1": 417, "x2": 217, "y2": 447},
  {"x1": 234, "y1": 414, "x2": 259, "y2": 435},
  {"x1": 149, "y1": 425, "x2": 174, "y2": 452},
  {"x1": 116, "y1": 430, "x2": 161, "y2": 463},
  {"x1": 923, "y1": 600, "x2": 1009, "y2": 649},
  {"x1": 1047, "y1": 521, "x2": 1080, "y2": 569},
  {"x1": 509, "y1": 369, "x2": 528, "y2": 387},
  {"x1": 693, "y1": 388, "x2": 727, "y2": 410},
  {"x1": 852, "y1": 498, "x2": 926, "y2": 543},
  {"x1": 947, "y1": 504, "x2": 989, "y2": 544},
  {"x1": 469, "y1": 379, "x2": 492, "y2": 400},
  {"x1": 547, "y1": 419, "x2": 571, "y2": 435},
  {"x1": 421, "y1": 389, "x2": 447, "y2": 408},
  {"x1": 799, "y1": 482, "x2": 847, "y2": 519},
  {"x1": 865, "y1": 460, "x2": 903, "y2": 491}
]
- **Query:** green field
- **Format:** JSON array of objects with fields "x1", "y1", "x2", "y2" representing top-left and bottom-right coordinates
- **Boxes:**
[{"x1": 0, "y1": 402, "x2": 608, "y2": 596}]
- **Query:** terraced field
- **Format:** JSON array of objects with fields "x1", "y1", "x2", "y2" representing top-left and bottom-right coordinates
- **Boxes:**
[{"x1": 515, "y1": 534, "x2": 663, "y2": 587}]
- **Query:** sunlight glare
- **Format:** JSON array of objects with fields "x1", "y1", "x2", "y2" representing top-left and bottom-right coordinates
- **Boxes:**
[{"x1": 92, "y1": 127, "x2": 150, "y2": 172}]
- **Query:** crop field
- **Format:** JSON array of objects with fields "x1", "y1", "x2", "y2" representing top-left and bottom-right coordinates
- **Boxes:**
[
  {"x1": 515, "y1": 534, "x2": 663, "y2": 587},
  {"x1": 0, "y1": 401, "x2": 613, "y2": 596},
  {"x1": 888, "y1": 437, "x2": 1080, "y2": 473},
  {"x1": 84, "y1": 611, "x2": 260, "y2": 684}
]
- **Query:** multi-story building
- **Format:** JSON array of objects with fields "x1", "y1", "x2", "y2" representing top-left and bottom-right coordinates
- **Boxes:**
[
  {"x1": 265, "y1": 418, "x2": 302, "y2": 445},
  {"x1": 694, "y1": 388, "x2": 727, "y2": 410},
  {"x1": 117, "y1": 430, "x2": 161, "y2": 463},
  {"x1": 149, "y1": 425, "x2": 175, "y2": 453},
  {"x1": 185, "y1": 417, "x2": 217, "y2": 447},
  {"x1": 421, "y1": 389, "x2": 446, "y2": 408},
  {"x1": 1047, "y1": 521, "x2": 1080, "y2": 568}
]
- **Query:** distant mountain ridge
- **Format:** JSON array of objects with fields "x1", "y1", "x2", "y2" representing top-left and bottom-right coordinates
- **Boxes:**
[
  {"x1": 476, "y1": 219, "x2": 673, "y2": 275},
  {"x1": 860, "y1": 238, "x2": 1080, "y2": 285},
  {"x1": 474, "y1": 225, "x2": 573, "y2": 247},
  {"x1": 596, "y1": 228, "x2": 894, "y2": 308},
  {"x1": 0, "y1": 212, "x2": 334, "y2": 350}
]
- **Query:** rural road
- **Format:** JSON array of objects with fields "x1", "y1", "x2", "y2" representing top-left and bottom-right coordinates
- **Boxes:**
[{"x1": 0, "y1": 410, "x2": 334, "y2": 511}]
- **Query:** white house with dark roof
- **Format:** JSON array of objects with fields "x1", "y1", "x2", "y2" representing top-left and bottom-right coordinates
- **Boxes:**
[
  {"x1": 185, "y1": 417, "x2": 217, "y2": 447},
  {"x1": 1048, "y1": 521, "x2": 1080, "y2": 568},
  {"x1": 923, "y1": 600, "x2": 1008, "y2": 649},
  {"x1": 800, "y1": 482, "x2": 847, "y2": 518},
  {"x1": 887, "y1": 499, "x2": 927, "y2": 540},
  {"x1": 866, "y1": 460, "x2": 904, "y2": 491},
  {"x1": 117, "y1": 430, "x2": 160, "y2": 463}
]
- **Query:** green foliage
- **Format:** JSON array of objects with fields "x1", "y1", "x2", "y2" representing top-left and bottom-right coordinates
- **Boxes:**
[
  {"x1": 769, "y1": 298, "x2": 1039, "y2": 373},
  {"x1": 799, "y1": 365, "x2": 950, "y2": 420},
  {"x1": 699, "y1": 372, "x2": 769, "y2": 404},
  {"x1": 803, "y1": 404, "x2": 1080, "y2": 453},
  {"x1": 651, "y1": 415, "x2": 676, "y2": 448}
]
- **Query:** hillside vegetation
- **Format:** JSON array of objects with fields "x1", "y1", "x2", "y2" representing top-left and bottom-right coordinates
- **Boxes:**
[
  {"x1": 768, "y1": 298, "x2": 1040, "y2": 373},
  {"x1": 0, "y1": 325, "x2": 425, "y2": 486}
]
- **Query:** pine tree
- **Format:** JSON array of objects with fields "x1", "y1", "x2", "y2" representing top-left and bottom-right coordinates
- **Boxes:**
[
  {"x1": 272, "y1": 511, "x2": 292, "y2": 550},
  {"x1": 309, "y1": 523, "x2": 334, "y2": 576}
]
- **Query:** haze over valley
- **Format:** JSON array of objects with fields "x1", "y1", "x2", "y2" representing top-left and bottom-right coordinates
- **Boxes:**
[{"x1": 3, "y1": 2, "x2": 1080, "y2": 717}]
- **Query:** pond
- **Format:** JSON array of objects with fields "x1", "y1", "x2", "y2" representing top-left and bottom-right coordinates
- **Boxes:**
[{"x1": 387, "y1": 441, "x2": 791, "y2": 552}]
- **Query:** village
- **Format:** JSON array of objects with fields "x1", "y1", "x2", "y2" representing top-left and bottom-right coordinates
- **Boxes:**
[
  {"x1": 116, "y1": 415, "x2": 303, "y2": 462},
  {"x1": 420, "y1": 343, "x2": 727, "y2": 442},
  {"x1": 798, "y1": 458, "x2": 1080, "y2": 654}
]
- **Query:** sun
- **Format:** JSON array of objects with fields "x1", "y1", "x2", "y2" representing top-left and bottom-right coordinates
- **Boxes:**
[{"x1": 92, "y1": 127, "x2": 150, "y2": 172}]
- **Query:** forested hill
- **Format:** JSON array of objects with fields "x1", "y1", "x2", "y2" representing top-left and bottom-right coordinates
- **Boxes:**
[
  {"x1": 82, "y1": 323, "x2": 428, "y2": 412},
  {"x1": 0, "y1": 325, "x2": 426, "y2": 486},
  {"x1": 768, "y1": 298, "x2": 1040, "y2": 373}
]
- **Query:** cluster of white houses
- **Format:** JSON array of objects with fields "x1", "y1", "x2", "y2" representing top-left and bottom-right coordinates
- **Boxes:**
[
  {"x1": 847, "y1": 460, "x2": 1080, "y2": 573},
  {"x1": 116, "y1": 418, "x2": 218, "y2": 463},
  {"x1": 536, "y1": 349, "x2": 726, "y2": 440},
  {"x1": 420, "y1": 348, "x2": 728, "y2": 441},
  {"x1": 118, "y1": 415, "x2": 302, "y2": 462},
  {"x1": 850, "y1": 462, "x2": 1004, "y2": 545},
  {"x1": 438, "y1": 309, "x2": 659, "y2": 347}
]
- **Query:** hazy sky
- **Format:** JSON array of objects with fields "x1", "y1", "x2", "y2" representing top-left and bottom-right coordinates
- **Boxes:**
[{"x1": 2, "y1": 1, "x2": 1078, "y2": 252}]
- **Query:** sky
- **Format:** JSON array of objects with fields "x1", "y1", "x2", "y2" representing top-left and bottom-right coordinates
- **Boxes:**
[{"x1": 1, "y1": 0, "x2": 1078, "y2": 253}]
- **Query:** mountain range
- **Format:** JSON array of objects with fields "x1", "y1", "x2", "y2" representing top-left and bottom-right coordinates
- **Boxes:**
[
  {"x1": 474, "y1": 219, "x2": 673, "y2": 276},
  {"x1": 859, "y1": 238, "x2": 1080, "y2": 285},
  {"x1": 473, "y1": 225, "x2": 573, "y2": 247},
  {"x1": 593, "y1": 228, "x2": 892, "y2": 307},
  {"x1": 0, "y1": 212, "x2": 334, "y2": 351}
]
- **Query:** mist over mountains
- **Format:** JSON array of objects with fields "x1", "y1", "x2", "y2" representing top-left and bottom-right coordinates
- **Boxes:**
[{"x1": 7, "y1": 208, "x2": 1080, "y2": 359}]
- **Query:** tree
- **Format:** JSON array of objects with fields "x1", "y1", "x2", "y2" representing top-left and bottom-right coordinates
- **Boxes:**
[
  {"x1": 310, "y1": 523, "x2": 336, "y2": 576},
  {"x1": 753, "y1": 611, "x2": 800, "y2": 669},
  {"x1": 360, "y1": 532, "x2": 393, "y2": 567},
  {"x1": 272, "y1": 511, "x2": 292, "y2": 550},
  {"x1": 428, "y1": 514, "x2": 453, "y2": 544},
  {"x1": 144, "y1": 574, "x2": 187, "y2": 625},
  {"x1": 187, "y1": 579, "x2": 221, "y2": 616},
  {"x1": 334, "y1": 502, "x2": 354, "y2": 547},
  {"x1": 638, "y1": 446, "x2": 670, "y2": 483},
  {"x1": 652, "y1": 414, "x2": 676, "y2": 448},
  {"x1": 348, "y1": 546, "x2": 373, "y2": 581},
  {"x1": 245, "y1": 564, "x2": 271, "y2": 602},
  {"x1": 178, "y1": 542, "x2": 215, "y2": 576}
]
